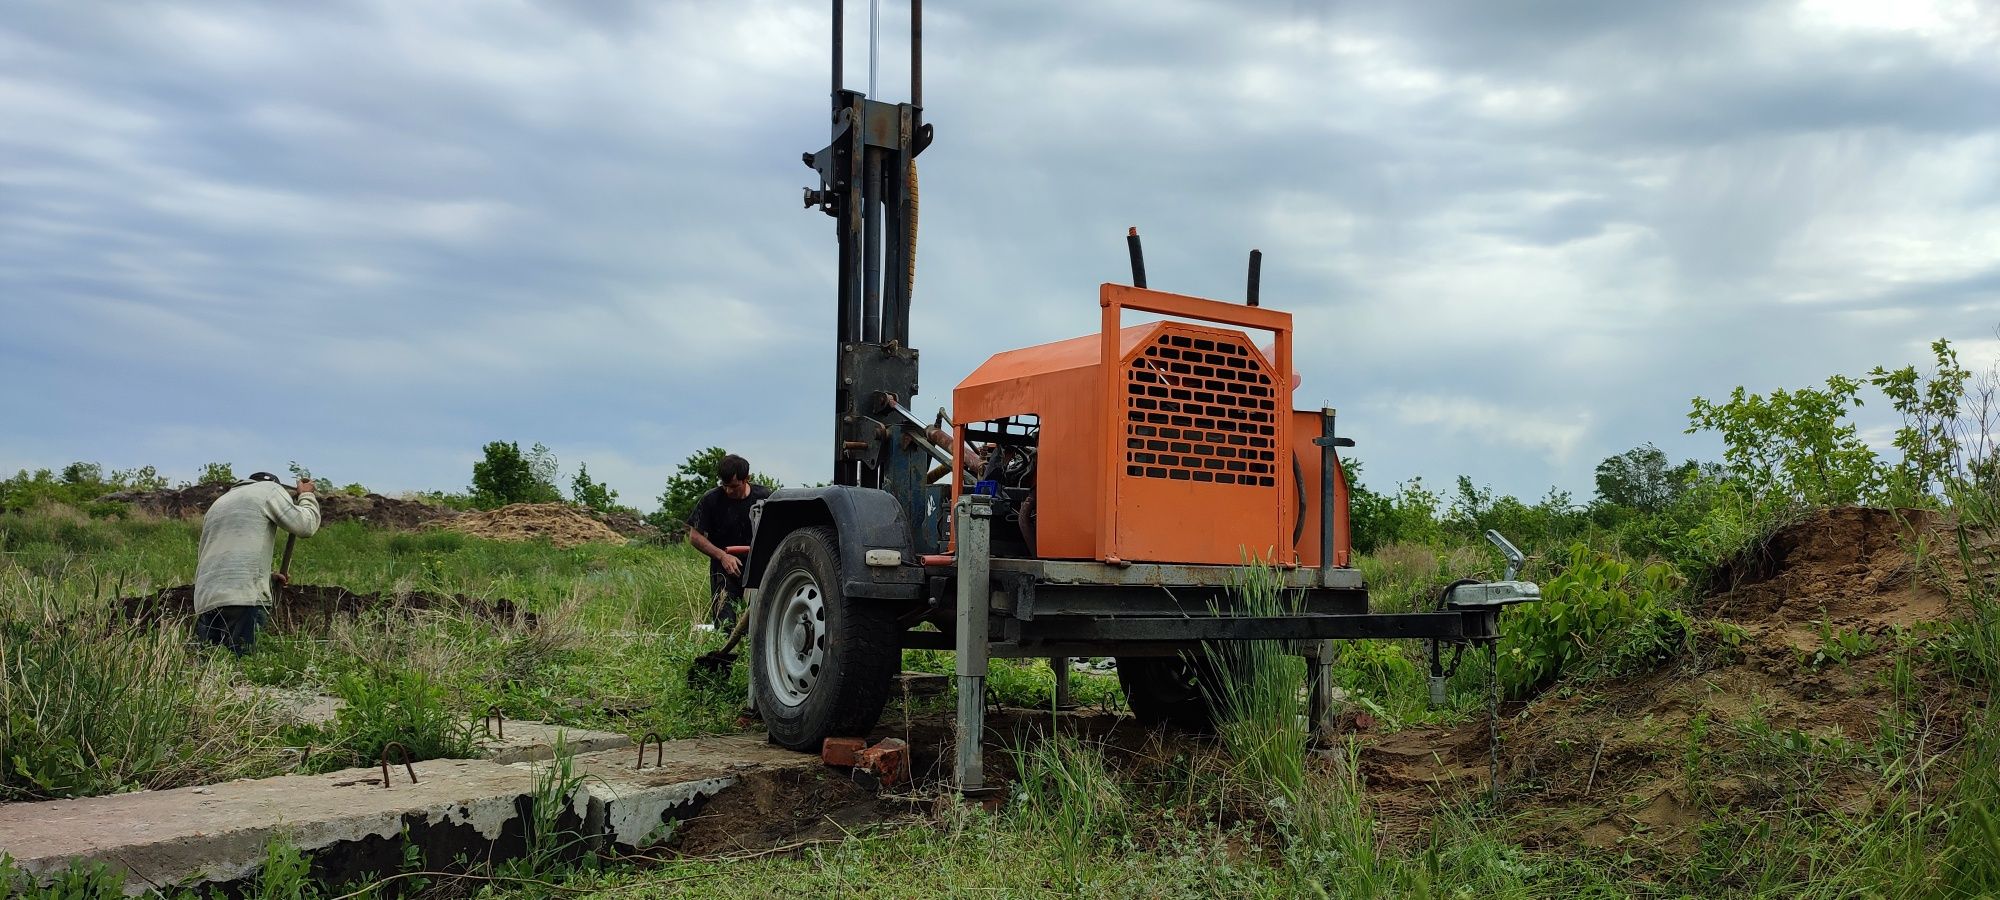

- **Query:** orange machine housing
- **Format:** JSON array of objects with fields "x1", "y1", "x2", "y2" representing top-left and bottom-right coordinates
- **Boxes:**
[{"x1": 953, "y1": 284, "x2": 1352, "y2": 567}]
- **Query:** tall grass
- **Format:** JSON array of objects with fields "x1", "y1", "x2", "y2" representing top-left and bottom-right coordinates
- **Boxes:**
[
  {"x1": 1008, "y1": 733, "x2": 1128, "y2": 891},
  {"x1": 1935, "y1": 482, "x2": 2000, "y2": 894},
  {"x1": 1201, "y1": 562, "x2": 1308, "y2": 798},
  {"x1": 0, "y1": 575, "x2": 287, "y2": 799},
  {"x1": 1196, "y1": 564, "x2": 1409, "y2": 896}
]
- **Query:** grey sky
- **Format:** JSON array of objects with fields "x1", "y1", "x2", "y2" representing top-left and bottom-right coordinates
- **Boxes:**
[{"x1": 3, "y1": 0, "x2": 1996, "y2": 510}]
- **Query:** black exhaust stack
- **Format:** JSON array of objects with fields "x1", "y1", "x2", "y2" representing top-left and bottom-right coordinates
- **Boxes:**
[
  {"x1": 1127, "y1": 227, "x2": 1147, "y2": 289},
  {"x1": 1246, "y1": 249, "x2": 1262, "y2": 307}
]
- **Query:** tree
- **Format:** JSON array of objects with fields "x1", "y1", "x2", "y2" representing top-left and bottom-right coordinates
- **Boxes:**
[
  {"x1": 1869, "y1": 338, "x2": 1968, "y2": 501},
  {"x1": 196, "y1": 462, "x2": 236, "y2": 486},
  {"x1": 1687, "y1": 376, "x2": 1883, "y2": 506},
  {"x1": 470, "y1": 441, "x2": 562, "y2": 508},
  {"x1": 647, "y1": 448, "x2": 782, "y2": 532},
  {"x1": 60, "y1": 462, "x2": 103, "y2": 485},
  {"x1": 525, "y1": 443, "x2": 560, "y2": 495},
  {"x1": 1593, "y1": 444, "x2": 1679, "y2": 512},
  {"x1": 570, "y1": 462, "x2": 618, "y2": 514}
]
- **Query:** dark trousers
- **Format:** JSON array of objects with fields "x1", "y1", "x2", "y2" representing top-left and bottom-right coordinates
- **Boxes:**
[
  {"x1": 709, "y1": 571, "x2": 745, "y2": 631},
  {"x1": 196, "y1": 606, "x2": 269, "y2": 655}
]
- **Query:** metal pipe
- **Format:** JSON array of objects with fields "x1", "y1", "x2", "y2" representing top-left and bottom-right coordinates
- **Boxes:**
[
  {"x1": 1319, "y1": 407, "x2": 1336, "y2": 586},
  {"x1": 954, "y1": 495, "x2": 994, "y2": 792},
  {"x1": 1126, "y1": 226, "x2": 1147, "y2": 289},
  {"x1": 911, "y1": 0, "x2": 922, "y2": 108},
  {"x1": 832, "y1": 0, "x2": 843, "y2": 98},
  {"x1": 883, "y1": 399, "x2": 954, "y2": 467},
  {"x1": 862, "y1": 151, "x2": 882, "y2": 342},
  {"x1": 868, "y1": 0, "x2": 879, "y2": 97},
  {"x1": 1246, "y1": 249, "x2": 1262, "y2": 307}
]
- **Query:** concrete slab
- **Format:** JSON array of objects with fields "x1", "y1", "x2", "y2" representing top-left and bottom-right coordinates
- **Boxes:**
[
  {"x1": 0, "y1": 734, "x2": 822, "y2": 894},
  {"x1": 230, "y1": 686, "x2": 629, "y2": 765},
  {"x1": 567, "y1": 734, "x2": 820, "y2": 848},
  {"x1": 0, "y1": 758, "x2": 542, "y2": 894},
  {"x1": 477, "y1": 722, "x2": 631, "y2": 764}
]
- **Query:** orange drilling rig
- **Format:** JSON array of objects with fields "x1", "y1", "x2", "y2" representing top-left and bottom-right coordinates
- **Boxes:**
[{"x1": 742, "y1": 0, "x2": 1539, "y2": 790}]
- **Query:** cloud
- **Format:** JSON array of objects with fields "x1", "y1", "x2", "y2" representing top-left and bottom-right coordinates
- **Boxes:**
[
  {"x1": 2, "y1": 0, "x2": 1996, "y2": 509},
  {"x1": 1379, "y1": 394, "x2": 1591, "y2": 465}
]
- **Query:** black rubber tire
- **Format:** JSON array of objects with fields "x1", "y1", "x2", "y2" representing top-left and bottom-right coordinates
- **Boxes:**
[
  {"x1": 1117, "y1": 650, "x2": 1244, "y2": 733},
  {"x1": 751, "y1": 527, "x2": 900, "y2": 751}
]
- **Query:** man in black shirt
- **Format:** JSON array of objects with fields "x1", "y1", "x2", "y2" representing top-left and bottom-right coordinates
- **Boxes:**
[{"x1": 686, "y1": 453, "x2": 773, "y2": 631}]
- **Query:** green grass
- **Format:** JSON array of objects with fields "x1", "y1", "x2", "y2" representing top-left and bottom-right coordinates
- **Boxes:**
[
  {"x1": 0, "y1": 575, "x2": 290, "y2": 800},
  {"x1": 7, "y1": 498, "x2": 1998, "y2": 898},
  {"x1": 0, "y1": 503, "x2": 736, "y2": 799}
]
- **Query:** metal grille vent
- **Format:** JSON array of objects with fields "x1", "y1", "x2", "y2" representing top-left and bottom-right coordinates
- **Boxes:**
[{"x1": 1123, "y1": 331, "x2": 1277, "y2": 486}]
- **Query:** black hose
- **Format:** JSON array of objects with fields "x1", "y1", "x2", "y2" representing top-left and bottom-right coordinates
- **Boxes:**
[{"x1": 1292, "y1": 456, "x2": 1306, "y2": 546}]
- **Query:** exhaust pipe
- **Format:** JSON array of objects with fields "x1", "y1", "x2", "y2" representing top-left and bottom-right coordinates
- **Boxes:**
[{"x1": 1126, "y1": 227, "x2": 1147, "y2": 288}]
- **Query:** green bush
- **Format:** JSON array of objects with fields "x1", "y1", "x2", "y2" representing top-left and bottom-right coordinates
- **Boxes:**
[
  {"x1": 0, "y1": 853, "x2": 124, "y2": 899},
  {"x1": 1497, "y1": 544, "x2": 1690, "y2": 696},
  {"x1": 569, "y1": 463, "x2": 619, "y2": 514},
  {"x1": 1348, "y1": 473, "x2": 1446, "y2": 552},
  {"x1": 0, "y1": 463, "x2": 167, "y2": 514}
]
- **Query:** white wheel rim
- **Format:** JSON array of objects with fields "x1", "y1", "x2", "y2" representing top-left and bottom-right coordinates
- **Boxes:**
[{"x1": 762, "y1": 568, "x2": 827, "y2": 708}]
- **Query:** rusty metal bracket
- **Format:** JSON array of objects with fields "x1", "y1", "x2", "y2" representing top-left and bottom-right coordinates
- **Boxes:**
[
  {"x1": 635, "y1": 732, "x2": 664, "y2": 770},
  {"x1": 482, "y1": 705, "x2": 505, "y2": 739},
  {"x1": 379, "y1": 742, "x2": 417, "y2": 788}
]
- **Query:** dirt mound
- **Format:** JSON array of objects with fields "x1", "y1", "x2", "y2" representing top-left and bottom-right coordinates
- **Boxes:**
[
  {"x1": 1361, "y1": 505, "x2": 1977, "y2": 861},
  {"x1": 103, "y1": 484, "x2": 459, "y2": 530},
  {"x1": 590, "y1": 508, "x2": 663, "y2": 541},
  {"x1": 669, "y1": 707, "x2": 1143, "y2": 858},
  {"x1": 442, "y1": 503, "x2": 628, "y2": 548},
  {"x1": 121, "y1": 583, "x2": 534, "y2": 630},
  {"x1": 102, "y1": 485, "x2": 664, "y2": 541},
  {"x1": 1706, "y1": 506, "x2": 1953, "y2": 633}
]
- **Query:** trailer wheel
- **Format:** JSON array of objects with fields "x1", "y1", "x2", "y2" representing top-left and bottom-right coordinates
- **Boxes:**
[
  {"x1": 752, "y1": 526, "x2": 899, "y2": 750},
  {"x1": 1116, "y1": 651, "x2": 1242, "y2": 733}
]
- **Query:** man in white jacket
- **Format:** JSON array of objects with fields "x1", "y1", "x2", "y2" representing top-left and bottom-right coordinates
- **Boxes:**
[{"x1": 193, "y1": 472, "x2": 322, "y2": 653}]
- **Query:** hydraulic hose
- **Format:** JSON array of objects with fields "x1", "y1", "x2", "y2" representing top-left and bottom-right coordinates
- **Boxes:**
[{"x1": 907, "y1": 162, "x2": 919, "y2": 301}]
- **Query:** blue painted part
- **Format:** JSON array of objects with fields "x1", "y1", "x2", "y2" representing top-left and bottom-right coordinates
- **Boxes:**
[{"x1": 974, "y1": 480, "x2": 999, "y2": 496}]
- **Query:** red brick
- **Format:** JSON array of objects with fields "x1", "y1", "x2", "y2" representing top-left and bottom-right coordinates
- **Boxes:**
[
  {"x1": 821, "y1": 737, "x2": 867, "y2": 767},
  {"x1": 855, "y1": 738, "x2": 910, "y2": 787}
]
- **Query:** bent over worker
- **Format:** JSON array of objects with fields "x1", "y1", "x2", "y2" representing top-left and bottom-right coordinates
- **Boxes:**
[
  {"x1": 193, "y1": 472, "x2": 321, "y2": 654},
  {"x1": 686, "y1": 453, "x2": 772, "y2": 632}
]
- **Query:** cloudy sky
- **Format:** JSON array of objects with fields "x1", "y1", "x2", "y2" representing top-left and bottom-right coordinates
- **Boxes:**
[{"x1": 3, "y1": 0, "x2": 1997, "y2": 510}]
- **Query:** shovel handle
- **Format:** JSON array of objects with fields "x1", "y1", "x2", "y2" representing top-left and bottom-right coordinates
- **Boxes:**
[{"x1": 278, "y1": 534, "x2": 297, "y2": 582}]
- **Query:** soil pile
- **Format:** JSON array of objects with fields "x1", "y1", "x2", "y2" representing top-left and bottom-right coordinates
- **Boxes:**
[
  {"x1": 443, "y1": 503, "x2": 628, "y2": 549},
  {"x1": 590, "y1": 509, "x2": 662, "y2": 541},
  {"x1": 103, "y1": 484, "x2": 663, "y2": 542},
  {"x1": 1362, "y1": 506, "x2": 1979, "y2": 859},
  {"x1": 121, "y1": 583, "x2": 534, "y2": 630},
  {"x1": 103, "y1": 484, "x2": 459, "y2": 530}
]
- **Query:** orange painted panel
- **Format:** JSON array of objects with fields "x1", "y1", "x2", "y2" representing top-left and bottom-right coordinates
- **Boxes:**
[
  {"x1": 1288, "y1": 409, "x2": 1351, "y2": 568},
  {"x1": 950, "y1": 283, "x2": 1362, "y2": 567},
  {"x1": 1109, "y1": 321, "x2": 1288, "y2": 564}
]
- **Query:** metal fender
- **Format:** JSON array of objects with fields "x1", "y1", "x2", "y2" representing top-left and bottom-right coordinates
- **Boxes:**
[{"x1": 747, "y1": 486, "x2": 924, "y2": 600}]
